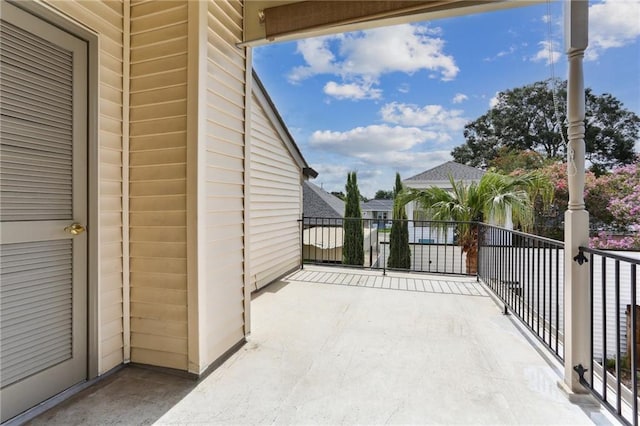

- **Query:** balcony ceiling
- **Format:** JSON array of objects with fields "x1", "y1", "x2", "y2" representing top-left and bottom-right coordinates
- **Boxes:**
[{"x1": 243, "y1": 0, "x2": 544, "y2": 46}]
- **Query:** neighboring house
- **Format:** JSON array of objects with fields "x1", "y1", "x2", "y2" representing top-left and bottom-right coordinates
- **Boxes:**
[
  {"x1": 361, "y1": 199, "x2": 393, "y2": 227},
  {"x1": 302, "y1": 181, "x2": 345, "y2": 262},
  {"x1": 403, "y1": 161, "x2": 514, "y2": 245},
  {"x1": 249, "y1": 71, "x2": 316, "y2": 292},
  {"x1": 403, "y1": 161, "x2": 485, "y2": 221},
  {"x1": 401, "y1": 161, "x2": 485, "y2": 244},
  {"x1": 303, "y1": 181, "x2": 345, "y2": 225},
  {"x1": 302, "y1": 182, "x2": 377, "y2": 265}
]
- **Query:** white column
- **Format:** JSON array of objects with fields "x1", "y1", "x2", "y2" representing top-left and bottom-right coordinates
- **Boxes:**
[{"x1": 563, "y1": 0, "x2": 590, "y2": 393}]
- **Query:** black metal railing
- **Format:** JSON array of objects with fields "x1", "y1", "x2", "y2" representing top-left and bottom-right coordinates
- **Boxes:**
[
  {"x1": 477, "y1": 223, "x2": 565, "y2": 361},
  {"x1": 301, "y1": 217, "x2": 473, "y2": 276},
  {"x1": 576, "y1": 246, "x2": 640, "y2": 426}
]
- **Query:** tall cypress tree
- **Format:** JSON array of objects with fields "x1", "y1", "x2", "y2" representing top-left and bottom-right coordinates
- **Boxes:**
[
  {"x1": 388, "y1": 173, "x2": 411, "y2": 269},
  {"x1": 343, "y1": 172, "x2": 364, "y2": 265}
]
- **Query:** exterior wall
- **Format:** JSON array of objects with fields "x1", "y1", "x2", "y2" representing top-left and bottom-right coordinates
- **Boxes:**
[
  {"x1": 200, "y1": 0, "x2": 247, "y2": 367},
  {"x1": 39, "y1": 0, "x2": 249, "y2": 377},
  {"x1": 129, "y1": 0, "x2": 189, "y2": 370},
  {"x1": 43, "y1": 0, "x2": 248, "y2": 376},
  {"x1": 250, "y1": 92, "x2": 302, "y2": 291},
  {"x1": 44, "y1": 0, "x2": 125, "y2": 374}
]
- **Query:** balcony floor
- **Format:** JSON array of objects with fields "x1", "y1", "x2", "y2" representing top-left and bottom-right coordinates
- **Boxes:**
[{"x1": 31, "y1": 266, "x2": 614, "y2": 425}]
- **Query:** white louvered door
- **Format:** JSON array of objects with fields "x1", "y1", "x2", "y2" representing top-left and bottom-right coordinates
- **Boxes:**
[{"x1": 0, "y1": 3, "x2": 88, "y2": 422}]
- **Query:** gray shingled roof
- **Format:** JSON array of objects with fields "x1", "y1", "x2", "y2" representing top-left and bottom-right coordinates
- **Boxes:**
[
  {"x1": 303, "y1": 181, "x2": 345, "y2": 219},
  {"x1": 361, "y1": 199, "x2": 393, "y2": 211},
  {"x1": 404, "y1": 161, "x2": 485, "y2": 182}
]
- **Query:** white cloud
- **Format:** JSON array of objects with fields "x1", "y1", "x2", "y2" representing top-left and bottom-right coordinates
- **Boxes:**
[
  {"x1": 530, "y1": 40, "x2": 562, "y2": 65},
  {"x1": 312, "y1": 163, "x2": 350, "y2": 181},
  {"x1": 397, "y1": 83, "x2": 410, "y2": 94},
  {"x1": 489, "y1": 92, "x2": 500, "y2": 108},
  {"x1": 289, "y1": 36, "x2": 339, "y2": 83},
  {"x1": 309, "y1": 162, "x2": 387, "y2": 198},
  {"x1": 310, "y1": 125, "x2": 436, "y2": 156},
  {"x1": 288, "y1": 23, "x2": 459, "y2": 98},
  {"x1": 323, "y1": 80, "x2": 382, "y2": 100},
  {"x1": 588, "y1": 0, "x2": 640, "y2": 60},
  {"x1": 308, "y1": 123, "x2": 460, "y2": 192},
  {"x1": 542, "y1": 14, "x2": 552, "y2": 24},
  {"x1": 452, "y1": 93, "x2": 468, "y2": 104},
  {"x1": 484, "y1": 45, "x2": 517, "y2": 62},
  {"x1": 498, "y1": 46, "x2": 517, "y2": 57},
  {"x1": 355, "y1": 150, "x2": 452, "y2": 169},
  {"x1": 309, "y1": 163, "x2": 351, "y2": 192},
  {"x1": 337, "y1": 25, "x2": 459, "y2": 80},
  {"x1": 379, "y1": 102, "x2": 467, "y2": 133},
  {"x1": 312, "y1": 163, "x2": 381, "y2": 184},
  {"x1": 310, "y1": 150, "x2": 453, "y2": 198},
  {"x1": 308, "y1": 103, "x2": 467, "y2": 188}
]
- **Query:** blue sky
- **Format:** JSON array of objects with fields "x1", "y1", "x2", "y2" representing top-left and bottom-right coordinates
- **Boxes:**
[{"x1": 253, "y1": 0, "x2": 640, "y2": 198}]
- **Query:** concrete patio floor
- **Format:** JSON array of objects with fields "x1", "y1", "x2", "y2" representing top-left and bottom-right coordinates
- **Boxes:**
[{"x1": 31, "y1": 266, "x2": 616, "y2": 425}]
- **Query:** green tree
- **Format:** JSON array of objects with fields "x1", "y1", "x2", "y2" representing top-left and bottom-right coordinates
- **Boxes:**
[
  {"x1": 343, "y1": 172, "x2": 364, "y2": 266},
  {"x1": 585, "y1": 93, "x2": 640, "y2": 175},
  {"x1": 388, "y1": 173, "x2": 411, "y2": 269},
  {"x1": 374, "y1": 189, "x2": 394, "y2": 200},
  {"x1": 452, "y1": 79, "x2": 639, "y2": 174},
  {"x1": 398, "y1": 172, "x2": 552, "y2": 274},
  {"x1": 489, "y1": 148, "x2": 549, "y2": 174},
  {"x1": 451, "y1": 109, "x2": 502, "y2": 169}
]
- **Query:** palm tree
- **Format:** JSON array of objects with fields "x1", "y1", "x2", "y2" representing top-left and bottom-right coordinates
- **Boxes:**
[{"x1": 397, "y1": 171, "x2": 553, "y2": 274}]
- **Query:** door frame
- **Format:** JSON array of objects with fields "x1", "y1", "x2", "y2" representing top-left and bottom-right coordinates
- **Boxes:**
[{"x1": 7, "y1": 0, "x2": 100, "y2": 380}]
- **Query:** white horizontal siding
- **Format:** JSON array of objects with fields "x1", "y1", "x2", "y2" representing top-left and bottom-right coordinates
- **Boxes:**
[
  {"x1": 201, "y1": 0, "x2": 246, "y2": 367},
  {"x1": 249, "y1": 91, "x2": 302, "y2": 291}
]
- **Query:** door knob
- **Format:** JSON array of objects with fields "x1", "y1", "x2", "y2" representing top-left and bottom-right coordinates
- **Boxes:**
[{"x1": 64, "y1": 223, "x2": 86, "y2": 235}]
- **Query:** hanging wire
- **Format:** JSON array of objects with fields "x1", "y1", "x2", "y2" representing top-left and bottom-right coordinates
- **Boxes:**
[
  {"x1": 545, "y1": 0, "x2": 575, "y2": 176},
  {"x1": 546, "y1": 0, "x2": 567, "y2": 146}
]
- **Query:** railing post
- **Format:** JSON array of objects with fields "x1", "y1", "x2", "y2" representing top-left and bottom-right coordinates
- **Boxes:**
[
  {"x1": 300, "y1": 217, "x2": 304, "y2": 270},
  {"x1": 476, "y1": 223, "x2": 481, "y2": 282},
  {"x1": 476, "y1": 223, "x2": 481, "y2": 281},
  {"x1": 382, "y1": 219, "x2": 386, "y2": 275},
  {"x1": 562, "y1": 0, "x2": 591, "y2": 395}
]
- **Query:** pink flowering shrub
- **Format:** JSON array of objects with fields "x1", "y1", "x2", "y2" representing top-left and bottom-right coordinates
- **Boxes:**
[
  {"x1": 524, "y1": 161, "x2": 640, "y2": 248},
  {"x1": 589, "y1": 231, "x2": 640, "y2": 250},
  {"x1": 605, "y1": 164, "x2": 640, "y2": 227},
  {"x1": 588, "y1": 162, "x2": 640, "y2": 249},
  {"x1": 538, "y1": 162, "x2": 597, "y2": 215}
]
